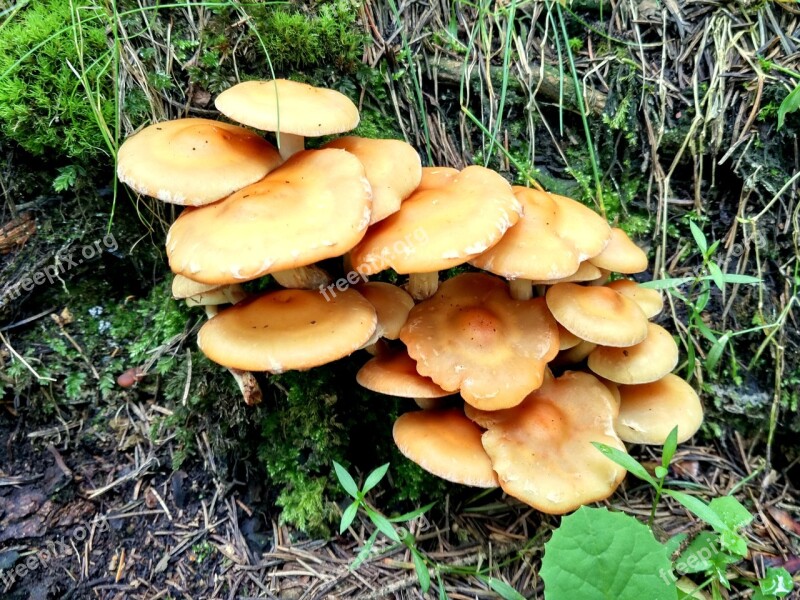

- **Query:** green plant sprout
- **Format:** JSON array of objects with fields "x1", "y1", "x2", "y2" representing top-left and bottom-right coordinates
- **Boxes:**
[
  {"x1": 640, "y1": 221, "x2": 762, "y2": 380},
  {"x1": 333, "y1": 461, "x2": 526, "y2": 600},
  {"x1": 539, "y1": 427, "x2": 796, "y2": 600}
]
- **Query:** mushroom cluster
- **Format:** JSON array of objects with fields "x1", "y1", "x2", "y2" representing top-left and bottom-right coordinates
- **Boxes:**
[{"x1": 116, "y1": 79, "x2": 703, "y2": 515}]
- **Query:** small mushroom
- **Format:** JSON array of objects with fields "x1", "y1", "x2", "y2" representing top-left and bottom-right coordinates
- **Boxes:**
[
  {"x1": 355, "y1": 282, "x2": 415, "y2": 353},
  {"x1": 480, "y1": 371, "x2": 627, "y2": 514},
  {"x1": 117, "y1": 118, "x2": 282, "y2": 205},
  {"x1": 393, "y1": 408, "x2": 499, "y2": 488},
  {"x1": 323, "y1": 136, "x2": 422, "y2": 224},
  {"x1": 615, "y1": 373, "x2": 703, "y2": 444},
  {"x1": 587, "y1": 322, "x2": 679, "y2": 384},
  {"x1": 589, "y1": 227, "x2": 648, "y2": 274},
  {"x1": 606, "y1": 279, "x2": 664, "y2": 318},
  {"x1": 400, "y1": 273, "x2": 559, "y2": 410},
  {"x1": 350, "y1": 166, "x2": 522, "y2": 300},
  {"x1": 197, "y1": 287, "x2": 377, "y2": 372},
  {"x1": 215, "y1": 79, "x2": 359, "y2": 160},
  {"x1": 357, "y1": 348, "x2": 455, "y2": 409},
  {"x1": 470, "y1": 187, "x2": 581, "y2": 301},
  {"x1": 167, "y1": 149, "x2": 371, "y2": 285},
  {"x1": 171, "y1": 274, "x2": 246, "y2": 308},
  {"x1": 546, "y1": 282, "x2": 649, "y2": 347}
]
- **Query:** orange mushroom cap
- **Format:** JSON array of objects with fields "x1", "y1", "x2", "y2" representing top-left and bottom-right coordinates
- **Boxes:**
[
  {"x1": 197, "y1": 287, "x2": 376, "y2": 372},
  {"x1": 167, "y1": 149, "x2": 371, "y2": 285},
  {"x1": 587, "y1": 322, "x2": 679, "y2": 384},
  {"x1": 350, "y1": 166, "x2": 522, "y2": 275},
  {"x1": 400, "y1": 273, "x2": 559, "y2": 410},
  {"x1": 606, "y1": 279, "x2": 664, "y2": 318},
  {"x1": 546, "y1": 283, "x2": 648, "y2": 347},
  {"x1": 589, "y1": 227, "x2": 649, "y2": 274},
  {"x1": 323, "y1": 136, "x2": 422, "y2": 224},
  {"x1": 117, "y1": 118, "x2": 282, "y2": 206},
  {"x1": 393, "y1": 408, "x2": 499, "y2": 487},
  {"x1": 480, "y1": 371, "x2": 627, "y2": 514},
  {"x1": 357, "y1": 349, "x2": 454, "y2": 399}
]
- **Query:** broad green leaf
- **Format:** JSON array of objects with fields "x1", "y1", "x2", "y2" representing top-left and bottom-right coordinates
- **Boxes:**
[
  {"x1": 540, "y1": 507, "x2": 677, "y2": 600},
  {"x1": 351, "y1": 529, "x2": 378, "y2": 570},
  {"x1": 707, "y1": 262, "x2": 725, "y2": 292},
  {"x1": 714, "y1": 273, "x2": 761, "y2": 285},
  {"x1": 708, "y1": 496, "x2": 753, "y2": 531},
  {"x1": 640, "y1": 277, "x2": 695, "y2": 290},
  {"x1": 760, "y1": 567, "x2": 793, "y2": 597},
  {"x1": 718, "y1": 529, "x2": 748, "y2": 557},
  {"x1": 368, "y1": 510, "x2": 401, "y2": 542},
  {"x1": 664, "y1": 533, "x2": 688, "y2": 557},
  {"x1": 675, "y1": 532, "x2": 719, "y2": 574},
  {"x1": 411, "y1": 549, "x2": 430, "y2": 594},
  {"x1": 778, "y1": 82, "x2": 800, "y2": 130},
  {"x1": 689, "y1": 221, "x2": 708, "y2": 254},
  {"x1": 664, "y1": 491, "x2": 728, "y2": 532},
  {"x1": 333, "y1": 461, "x2": 360, "y2": 499},
  {"x1": 388, "y1": 501, "x2": 436, "y2": 522},
  {"x1": 362, "y1": 463, "x2": 390, "y2": 495},
  {"x1": 437, "y1": 573, "x2": 449, "y2": 600},
  {"x1": 662, "y1": 427, "x2": 679, "y2": 469},
  {"x1": 476, "y1": 575, "x2": 527, "y2": 600},
  {"x1": 593, "y1": 443, "x2": 657, "y2": 487},
  {"x1": 340, "y1": 500, "x2": 359, "y2": 534},
  {"x1": 705, "y1": 333, "x2": 730, "y2": 372}
]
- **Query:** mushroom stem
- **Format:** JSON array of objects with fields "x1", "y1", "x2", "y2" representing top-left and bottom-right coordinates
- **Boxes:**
[
  {"x1": 509, "y1": 279, "x2": 533, "y2": 301},
  {"x1": 407, "y1": 272, "x2": 439, "y2": 301},
  {"x1": 414, "y1": 397, "x2": 449, "y2": 410},
  {"x1": 202, "y1": 300, "x2": 263, "y2": 406},
  {"x1": 228, "y1": 368, "x2": 263, "y2": 406},
  {"x1": 276, "y1": 132, "x2": 305, "y2": 161},
  {"x1": 272, "y1": 266, "x2": 332, "y2": 290}
]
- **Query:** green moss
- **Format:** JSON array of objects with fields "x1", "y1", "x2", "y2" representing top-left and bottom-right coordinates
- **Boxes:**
[{"x1": 0, "y1": 0, "x2": 114, "y2": 160}]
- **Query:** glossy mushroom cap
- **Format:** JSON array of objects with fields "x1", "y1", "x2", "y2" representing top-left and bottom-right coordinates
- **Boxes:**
[
  {"x1": 393, "y1": 408, "x2": 499, "y2": 487},
  {"x1": 616, "y1": 374, "x2": 703, "y2": 444},
  {"x1": 470, "y1": 187, "x2": 581, "y2": 281},
  {"x1": 415, "y1": 166, "x2": 459, "y2": 192},
  {"x1": 323, "y1": 136, "x2": 422, "y2": 224},
  {"x1": 587, "y1": 322, "x2": 679, "y2": 384},
  {"x1": 350, "y1": 166, "x2": 522, "y2": 275},
  {"x1": 400, "y1": 273, "x2": 559, "y2": 410},
  {"x1": 215, "y1": 79, "x2": 359, "y2": 137},
  {"x1": 197, "y1": 287, "x2": 376, "y2": 372},
  {"x1": 589, "y1": 228, "x2": 649, "y2": 274},
  {"x1": 167, "y1": 149, "x2": 371, "y2": 285},
  {"x1": 355, "y1": 282, "x2": 415, "y2": 340},
  {"x1": 117, "y1": 118, "x2": 282, "y2": 206},
  {"x1": 606, "y1": 279, "x2": 664, "y2": 318},
  {"x1": 546, "y1": 283, "x2": 649, "y2": 347},
  {"x1": 480, "y1": 371, "x2": 627, "y2": 514},
  {"x1": 548, "y1": 193, "x2": 612, "y2": 261},
  {"x1": 357, "y1": 349, "x2": 453, "y2": 398}
]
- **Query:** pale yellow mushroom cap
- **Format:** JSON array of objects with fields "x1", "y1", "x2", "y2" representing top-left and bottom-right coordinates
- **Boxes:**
[
  {"x1": 171, "y1": 274, "x2": 222, "y2": 299},
  {"x1": 117, "y1": 118, "x2": 282, "y2": 206},
  {"x1": 529, "y1": 261, "x2": 603, "y2": 286},
  {"x1": 393, "y1": 408, "x2": 499, "y2": 488},
  {"x1": 480, "y1": 371, "x2": 627, "y2": 514},
  {"x1": 323, "y1": 136, "x2": 422, "y2": 224},
  {"x1": 606, "y1": 279, "x2": 664, "y2": 318},
  {"x1": 197, "y1": 287, "x2": 377, "y2": 372},
  {"x1": 171, "y1": 274, "x2": 245, "y2": 306},
  {"x1": 546, "y1": 283, "x2": 648, "y2": 347},
  {"x1": 589, "y1": 228, "x2": 649, "y2": 274},
  {"x1": 588, "y1": 322, "x2": 679, "y2": 384},
  {"x1": 416, "y1": 166, "x2": 459, "y2": 192},
  {"x1": 470, "y1": 187, "x2": 581, "y2": 281},
  {"x1": 215, "y1": 79, "x2": 359, "y2": 136},
  {"x1": 549, "y1": 194, "x2": 612, "y2": 261},
  {"x1": 357, "y1": 349, "x2": 454, "y2": 399},
  {"x1": 167, "y1": 149, "x2": 372, "y2": 285},
  {"x1": 350, "y1": 166, "x2": 522, "y2": 275},
  {"x1": 616, "y1": 374, "x2": 703, "y2": 444},
  {"x1": 400, "y1": 273, "x2": 559, "y2": 410},
  {"x1": 355, "y1": 282, "x2": 415, "y2": 340}
]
